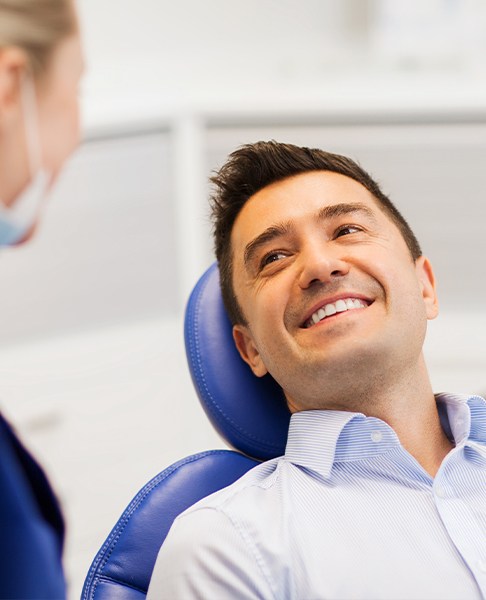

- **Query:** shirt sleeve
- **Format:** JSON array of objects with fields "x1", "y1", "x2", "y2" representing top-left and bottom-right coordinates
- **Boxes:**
[{"x1": 147, "y1": 506, "x2": 275, "y2": 600}]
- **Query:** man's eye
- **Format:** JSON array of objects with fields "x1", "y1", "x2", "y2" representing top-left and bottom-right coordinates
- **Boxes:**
[
  {"x1": 261, "y1": 252, "x2": 286, "y2": 268},
  {"x1": 335, "y1": 225, "x2": 362, "y2": 238}
]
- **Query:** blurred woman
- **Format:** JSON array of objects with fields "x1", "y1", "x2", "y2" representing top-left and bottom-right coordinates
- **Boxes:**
[{"x1": 0, "y1": 1, "x2": 84, "y2": 596}]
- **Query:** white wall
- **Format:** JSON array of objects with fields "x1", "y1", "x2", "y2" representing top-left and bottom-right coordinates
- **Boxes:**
[{"x1": 78, "y1": 0, "x2": 486, "y2": 128}]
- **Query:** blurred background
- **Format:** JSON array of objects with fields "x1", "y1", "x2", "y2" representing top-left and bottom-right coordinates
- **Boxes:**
[{"x1": 0, "y1": 0, "x2": 485, "y2": 596}]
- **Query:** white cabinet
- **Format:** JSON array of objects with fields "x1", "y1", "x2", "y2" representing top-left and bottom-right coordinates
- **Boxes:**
[{"x1": 0, "y1": 132, "x2": 176, "y2": 345}]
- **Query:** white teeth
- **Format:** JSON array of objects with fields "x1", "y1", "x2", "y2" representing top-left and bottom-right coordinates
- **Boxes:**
[
  {"x1": 325, "y1": 304, "x2": 337, "y2": 317},
  {"x1": 306, "y1": 297, "x2": 368, "y2": 328},
  {"x1": 335, "y1": 300, "x2": 347, "y2": 313}
]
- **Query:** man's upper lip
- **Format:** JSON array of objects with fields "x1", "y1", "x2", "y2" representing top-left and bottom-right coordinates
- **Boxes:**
[{"x1": 300, "y1": 293, "x2": 374, "y2": 327}]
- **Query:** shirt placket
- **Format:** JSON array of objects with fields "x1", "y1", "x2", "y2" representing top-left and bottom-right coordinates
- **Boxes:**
[{"x1": 433, "y1": 443, "x2": 486, "y2": 597}]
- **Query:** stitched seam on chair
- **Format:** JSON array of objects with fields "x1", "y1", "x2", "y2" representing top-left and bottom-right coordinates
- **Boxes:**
[
  {"x1": 83, "y1": 450, "x2": 231, "y2": 598},
  {"x1": 189, "y1": 268, "x2": 280, "y2": 453},
  {"x1": 96, "y1": 574, "x2": 146, "y2": 595}
]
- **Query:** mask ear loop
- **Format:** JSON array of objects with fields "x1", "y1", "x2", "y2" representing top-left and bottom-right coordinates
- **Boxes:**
[
  {"x1": 19, "y1": 72, "x2": 42, "y2": 178},
  {"x1": 7, "y1": 72, "x2": 50, "y2": 225}
]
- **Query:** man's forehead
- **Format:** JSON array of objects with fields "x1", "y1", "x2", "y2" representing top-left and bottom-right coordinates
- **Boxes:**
[{"x1": 231, "y1": 171, "x2": 379, "y2": 247}]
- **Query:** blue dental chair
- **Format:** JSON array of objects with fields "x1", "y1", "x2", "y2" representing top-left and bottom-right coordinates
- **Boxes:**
[{"x1": 82, "y1": 263, "x2": 290, "y2": 599}]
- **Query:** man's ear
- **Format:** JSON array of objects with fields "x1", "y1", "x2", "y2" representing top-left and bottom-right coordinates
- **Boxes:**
[
  {"x1": 232, "y1": 324, "x2": 268, "y2": 377},
  {"x1": 415, "y1": 255, "x2": 439, "y2": 320},
  {"x1": 0, "y1": 47, "x2": 27, "y2": 123}
]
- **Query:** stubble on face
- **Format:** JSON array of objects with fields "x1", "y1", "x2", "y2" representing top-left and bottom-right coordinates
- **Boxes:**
[{"x1": 231, "y1": 171, "x2": 436, "y2": 413}]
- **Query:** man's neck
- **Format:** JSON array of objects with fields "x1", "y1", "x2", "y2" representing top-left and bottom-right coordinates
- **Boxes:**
[
  {"x1": 290, "y1": 355, "x2": 454, "y2": 478},
  {"x1": 360, "y1": 358, "x2": 454, "y2": 478},
  {"x1": 368, "y1": 392, "x2": 454, "y2": 479}
]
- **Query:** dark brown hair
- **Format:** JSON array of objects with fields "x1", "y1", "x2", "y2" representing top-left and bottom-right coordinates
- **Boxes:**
[{"x1": 210, "y1": 140, "x2": 422, "y2": 325}]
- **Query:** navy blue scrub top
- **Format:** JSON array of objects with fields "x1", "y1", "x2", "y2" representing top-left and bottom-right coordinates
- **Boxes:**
[{"x1": 0, "y1": 413, "x2": 65, "y2": 599}]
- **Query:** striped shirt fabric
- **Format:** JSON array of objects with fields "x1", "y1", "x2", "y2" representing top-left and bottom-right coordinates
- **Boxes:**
[{"x1": 148, "y1": 393, "x2": 486, "y2": 600}]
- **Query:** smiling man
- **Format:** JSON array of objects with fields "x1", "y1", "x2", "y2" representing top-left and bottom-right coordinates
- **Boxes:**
[{"x1": 148, "y1": 141, "x2": 486, "y2": 599}]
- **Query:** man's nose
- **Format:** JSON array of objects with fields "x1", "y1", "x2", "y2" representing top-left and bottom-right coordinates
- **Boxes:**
[{"x1": 297, "y1": 242, "x2": 350, "y2": 290}]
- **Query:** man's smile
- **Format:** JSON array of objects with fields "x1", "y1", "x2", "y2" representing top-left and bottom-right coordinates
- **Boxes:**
[{"x1": 301, "y1": 295, "x2": 374, "y2": 329}]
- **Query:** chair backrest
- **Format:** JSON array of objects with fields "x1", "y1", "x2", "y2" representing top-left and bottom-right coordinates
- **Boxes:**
[
  {"x1": 82, "y1": 450, "x2": 258, "y2": 600},
  {"x1": 184, "y1": 262, "x2": 290, "y2": 460},
  {"x1": 82, "y1": 263, "x2": 290, "y2": 599}
]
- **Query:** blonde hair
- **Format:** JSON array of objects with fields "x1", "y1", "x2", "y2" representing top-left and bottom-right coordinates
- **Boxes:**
[{"x1": 0, "y1": 0, "x2": 76, "y2": 77}]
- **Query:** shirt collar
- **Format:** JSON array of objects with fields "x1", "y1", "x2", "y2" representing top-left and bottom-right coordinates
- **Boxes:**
[
  {"x1": 285, "y1": 394, "x2": 486, "y2": 478},
  {"x1": 435, "y1": 393, "x2": 486, "y2": 445},
  {"x1": 285, "y1": 409, "x2": 400, "y2": 479}
]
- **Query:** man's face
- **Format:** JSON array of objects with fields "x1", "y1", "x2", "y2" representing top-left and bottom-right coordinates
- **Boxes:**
[{"x1": 230, "y1": 171, "x2": 438, "y2": 412}]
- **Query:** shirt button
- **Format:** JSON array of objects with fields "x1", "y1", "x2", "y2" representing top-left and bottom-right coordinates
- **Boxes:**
[
  {"x1": 371, "y1": 431, "x2": 382, "y2": 443},
  {"x1": 435, "y1": 486, "x2": 447, "y2": 499},
  {"x1": 478, "y1": 559, "x2": 486, "y2": 573}
]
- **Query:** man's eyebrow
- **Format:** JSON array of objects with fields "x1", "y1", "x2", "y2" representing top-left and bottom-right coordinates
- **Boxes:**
[
  {"x1": 244, "y1": 222, "x2": 292, "y2": 267},
  {"x1": 317, "y1": 202, "x2": 377, "y2": 222}
]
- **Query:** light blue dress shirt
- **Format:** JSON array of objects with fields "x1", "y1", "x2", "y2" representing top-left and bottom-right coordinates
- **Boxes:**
[{"x1": 148, "y1": 394, "x2": 486, "y2": 599}]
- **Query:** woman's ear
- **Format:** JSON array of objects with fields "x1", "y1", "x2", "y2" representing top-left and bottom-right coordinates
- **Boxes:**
[
  {"x1": 232, "y1": 324, "x2": 268, "y2": 377},
  {"x1": 0, "y1": 47, "x2": 27, "y2": 122},
  {"x1": 415, "y1": 255, "x2": 439, "y2": 320}
]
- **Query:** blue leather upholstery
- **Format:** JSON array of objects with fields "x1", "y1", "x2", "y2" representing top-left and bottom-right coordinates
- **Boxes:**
[
  {"x1": 82, "y1": 263, "x2": 290, "y2": 599},
  {"x1": 82, "y1": 451, "x2": 258, "y2": 599},
  {"x1": 185, "y1": 262, "x2": 290, "y2": 460}
]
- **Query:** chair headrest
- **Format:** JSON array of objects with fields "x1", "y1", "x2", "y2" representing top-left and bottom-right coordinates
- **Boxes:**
[{"x1": 184, "y1": 263, "x2": 291, "y2": 461}]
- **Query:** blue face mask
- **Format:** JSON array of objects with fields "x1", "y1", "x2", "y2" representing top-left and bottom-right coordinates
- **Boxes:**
[
  {"x1": 0, "y1": 75, "x2": 51, "y2": 247},
  {"x1": 0, "y1": 170, "x2": 50, "y2": 245}
]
